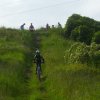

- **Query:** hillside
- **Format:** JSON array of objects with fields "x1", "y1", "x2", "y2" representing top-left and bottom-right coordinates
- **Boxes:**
[
  {"x1": 0, "y1": 14, "x2": 100, "y2": 100},
  {"x1": 0, "y1": 28, "x2": 34, "y2": 100},
  {"x1": 36, "y1": 29, "x2": 100, "y2": 100}
]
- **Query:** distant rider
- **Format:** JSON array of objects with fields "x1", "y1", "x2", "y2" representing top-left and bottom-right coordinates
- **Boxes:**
[
  {"x1": 46, "y1": 23, "x2": 50, "y2": 30},
  {"x1": 29, "y1": 23, "x2": 34, "y2": 32},
  {"x1": 34, "y1": 49, "x2": 44, "y2": 74},
  {"x1": 20, "y1": 23, "x2": 25, "y2": 30}
]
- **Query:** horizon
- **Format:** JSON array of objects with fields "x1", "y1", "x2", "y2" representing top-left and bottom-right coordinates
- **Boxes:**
[{"x1": 0, "y1": 0, "x2": 100, "y2": 29}]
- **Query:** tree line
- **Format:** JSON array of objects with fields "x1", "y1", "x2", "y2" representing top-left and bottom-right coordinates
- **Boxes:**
[{"x1": 64, "y1": 14, "x2": 100, "y2": 45}]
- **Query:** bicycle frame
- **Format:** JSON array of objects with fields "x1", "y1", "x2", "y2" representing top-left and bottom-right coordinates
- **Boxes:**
[{"x1": 37, "y1": 65, "x2": 41, "y2": 81}]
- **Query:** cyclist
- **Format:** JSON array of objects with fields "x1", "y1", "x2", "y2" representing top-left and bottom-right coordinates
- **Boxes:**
[
  {"x1": 29, "y1": 23, "x2": 34, "y2": 32},
  {"x1": 34, "y1": 49, "x2": 44, "y2": 74},
  {"x1": 20, "y1": 23, "x2": 25, "y2": 30},
  {"x1": 46, "y1": 23, "x2": 50, "y2": 30}
]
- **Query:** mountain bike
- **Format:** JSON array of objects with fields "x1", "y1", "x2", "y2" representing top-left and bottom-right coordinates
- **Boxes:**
[
  {"x1": 34, "y1": 60, "x2": 44, "y2": 81},
  {"x1": 36, "y1": 64, "x2": 41, "y2": 81}
]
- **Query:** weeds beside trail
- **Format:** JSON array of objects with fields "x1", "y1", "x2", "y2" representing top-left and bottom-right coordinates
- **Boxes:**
[
  {"x1": 0, "y1": 28, "x2": 34, "y2": 100},
  {"x1": 39, "y1": 29, "x2": 100, "y2": 100},
  {"x1": 0, "y1": 28, "x2": 48, "y2": 100}
]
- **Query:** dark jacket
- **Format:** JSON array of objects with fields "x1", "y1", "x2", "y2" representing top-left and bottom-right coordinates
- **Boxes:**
[{"x1": 34, "y1": 54, "x2": 44, "y2": 64}]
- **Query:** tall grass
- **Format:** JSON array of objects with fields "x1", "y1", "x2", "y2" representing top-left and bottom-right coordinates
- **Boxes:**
[
  {"x1": 36, "y1": 28, "x2": 100, "y2": 100},
  {"x1": 0, "y1": 27, "x2": 100, "y2": 100},
  {"x1": 0, "y1": 28, "x2": 34, "y2": 100}
]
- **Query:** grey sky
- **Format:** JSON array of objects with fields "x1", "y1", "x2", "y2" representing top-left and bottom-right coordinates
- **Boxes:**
[{"x1": 0, "y1": 0, "x2": 100, "y2": 29}]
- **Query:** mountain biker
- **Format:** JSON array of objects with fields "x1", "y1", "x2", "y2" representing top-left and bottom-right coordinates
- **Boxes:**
[
  {"x1": 20, "y1": 23, "x2": 25, "y2": 30},
  {"x1": 46, "y1": 23, "x2": 50, "y2": 30},
  {"x1": 34, "y1": 49, "x2": 44, "y2": 74},
  {"x1": 29, "y1": 23, "x2": 34, "y2": 32}
]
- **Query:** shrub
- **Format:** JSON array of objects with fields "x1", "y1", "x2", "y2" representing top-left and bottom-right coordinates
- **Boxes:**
[
  {"x1": 78, "y1": 25, "x2": 93, "y2": 44},
  {"x1": 92, "y1": 31, "x2": 100, "y2": 44},
  {"x1": 64, "y1": 14, "x2": 100, "y2": 44},
  {"x1": 65, "y1": 42, "x2": 100, "y2": 67},
  {"x1": 70, "y1": 27, "x2": 79, "y2": 41}
]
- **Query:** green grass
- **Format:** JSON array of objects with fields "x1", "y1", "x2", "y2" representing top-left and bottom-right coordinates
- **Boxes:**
[
  {"x1": 33, "y1": 29, "x2": 100, "y2": 100},
  {"x1": 0, "y1": 28, "x2": 34, "y2": 100},
  {"x1": 0, "y1": 27, "x2": 100, "y2": 100}
]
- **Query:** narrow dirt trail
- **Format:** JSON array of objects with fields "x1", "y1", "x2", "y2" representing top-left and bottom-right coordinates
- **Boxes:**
[
  {"x1": 28, "y1": 32, "x2": 48, "y2": 100},
  {"x1": 24, "y1": 32, "x2": 40, "y2": 80},
  {"x1": 33, "y1": 32, "x2": 41, "y2": 50}
]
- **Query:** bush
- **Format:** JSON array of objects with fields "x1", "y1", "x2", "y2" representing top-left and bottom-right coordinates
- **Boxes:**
[
  {"x1": 65, "y1": 14, "x2": 81, "y2": 37},
  {"x1": 70, "y1": 27, "x2": 79, "y2": 41},
  {"x1": 78, "y1": 25, "x2": 93, "y2": 44},
  {"x1": 65, "y1": 43, "x2": 89, "y2": 64},
  {"x1": 65, "y1": 42, "x2": 100, "y2": 67},
  {"x1": 64, "y1": 14, "x2": 100, "y2": 44},
  {"x1": 92, "y1": 31, "x2": 100, "y2": 44}
]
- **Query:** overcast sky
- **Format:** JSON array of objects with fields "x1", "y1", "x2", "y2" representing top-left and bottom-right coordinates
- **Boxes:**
[{"x1": 0, "y1": 0, "x2": 100, "y2": 29}]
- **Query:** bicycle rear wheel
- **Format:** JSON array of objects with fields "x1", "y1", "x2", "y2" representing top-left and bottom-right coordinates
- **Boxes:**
[{"x1": 37, "y1": 66, "x2": 41, "y2": 81}]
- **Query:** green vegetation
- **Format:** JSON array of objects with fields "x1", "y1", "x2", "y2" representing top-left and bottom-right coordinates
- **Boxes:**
[
  {"x1": 65, "y1": 14, "x2": 100, "y2": 44},
  {"x1": 65, "y1": 42, "x2": 100, "y2": 67},
  {"x1": 0, "y1": 28, "x2": 34, "y2": 100},
  {"x1": 0, "y1": 14, "x2": 100, "y2": 100},
  {"x1": 92, "y1": 31, "x2": 100, "y2": 44},
  {"x1": 37, "y1": 29, "x2": 100, "y2": 100}
]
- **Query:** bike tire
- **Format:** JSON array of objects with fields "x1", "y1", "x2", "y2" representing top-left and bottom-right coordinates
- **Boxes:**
[{"x1": 37, "y1": 66, "x2": 41, "y2": 81}]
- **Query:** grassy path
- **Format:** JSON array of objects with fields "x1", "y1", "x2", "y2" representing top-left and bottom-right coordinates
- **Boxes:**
[{"x1": 28, "y1": 32, "x2": 48, "y2": 100}]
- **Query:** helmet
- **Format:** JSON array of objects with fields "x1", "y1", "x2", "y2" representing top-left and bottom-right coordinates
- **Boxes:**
[{"x1": 36, "y1": 49, "x2": 40, "y2": 54}]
